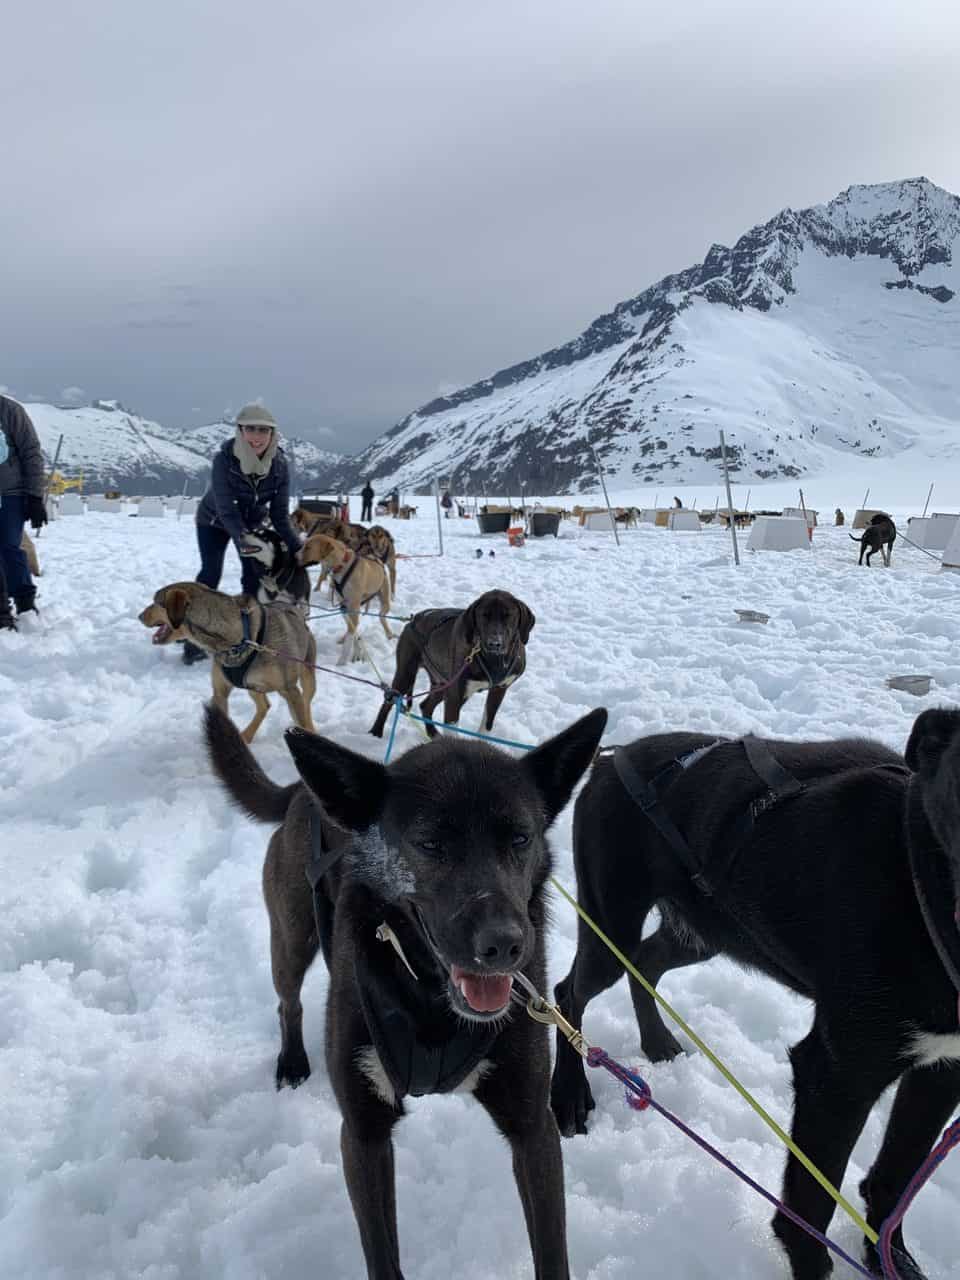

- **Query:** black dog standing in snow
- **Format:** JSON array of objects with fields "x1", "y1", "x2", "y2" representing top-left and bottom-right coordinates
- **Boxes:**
[
  {"x1": 851, "y1": 512, "x2": 897, "y2": 566},
  {"x1": 205, "y1": 701, "x2": 607, "y2": 1280},
  {"x1": 550, "y1": 710, "x2": 960, "y2": 1280}
]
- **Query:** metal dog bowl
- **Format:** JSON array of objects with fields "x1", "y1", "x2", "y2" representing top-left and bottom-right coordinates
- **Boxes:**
[
  {"x1": 885, "y1": 674, "x2": 933, "y2": 696},
  {"x1": 735, "y1": 609, "x2": 770, "y2": 624}
]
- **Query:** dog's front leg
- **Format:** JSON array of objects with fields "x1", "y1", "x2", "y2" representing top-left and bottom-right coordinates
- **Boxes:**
[
  {"x1": 482, "y1": 684, "x2": 508, "y2": 732},
  {"x1": 340, "y1": 1107, "x2": 405, "y2": 1278},
  {"x1": 476, "y1": 1069, "x2": 570, "y2": 1279}
]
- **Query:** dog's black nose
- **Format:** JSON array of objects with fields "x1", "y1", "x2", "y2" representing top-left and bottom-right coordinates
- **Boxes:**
[{"x1": 473, "y1": 920, "x2": 524, "y2": 967}]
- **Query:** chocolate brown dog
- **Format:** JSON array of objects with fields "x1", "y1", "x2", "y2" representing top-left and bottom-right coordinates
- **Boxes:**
[{"x1": 369, "y1": 590, "x2": 534, "y2": 739}]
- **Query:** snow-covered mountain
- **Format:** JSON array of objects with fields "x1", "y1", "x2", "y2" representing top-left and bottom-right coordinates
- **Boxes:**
[
  {"x1": 335, "y1": 178, "x2": 960, "y2": 494},
  {"x1": 23, "y1": 400, "x2": 343, "y2": 495}
]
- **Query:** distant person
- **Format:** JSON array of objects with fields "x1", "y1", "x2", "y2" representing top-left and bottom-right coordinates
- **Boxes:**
[
  {"x1": 0, "y1": 394, "x2": 46, "y2": 624},
  {"x1": 185, "y1": 404, "x2": 301, "y2": 665},
  {"x1": 441, "y1": 489, "x2": 453, "y2": 518},
  {"x1": 360, "y1": 479, "x2": 375, "y2": 523},
  {"x1": 834, "y1": 507, "x2": 845, "y2": 526},
  {"x1": 673, "y1": 495, "x2": 682, "y2": 508},
  {"x1": 388, "y1": 487, "x2": 399, "y2": 517}
]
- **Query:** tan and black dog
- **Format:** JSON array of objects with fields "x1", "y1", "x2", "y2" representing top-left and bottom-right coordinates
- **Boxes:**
[
  {"x1": 297, "y1": 533, "x2": 394, "y2": 664},
  {"x1": 204, "y1": 699, "x2": 607, "y2": 1279},
  {"x1": 370, "y1": 590, "x2": 534, "y2": 740},
  {"x1": 138, "y1": 582, "x2": 316, "y2": 742}
]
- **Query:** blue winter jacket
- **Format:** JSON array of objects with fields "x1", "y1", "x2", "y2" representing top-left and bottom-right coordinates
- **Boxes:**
[{"x1": 197, "y1": 438, "x2": 300, "y2": 551}]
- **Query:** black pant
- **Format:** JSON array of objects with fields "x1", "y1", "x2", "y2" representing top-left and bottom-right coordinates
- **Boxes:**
[
  {"x1": 196, "y1": 523, "x2": 259, "y2": 595},
  {"x1": 361, "y1": 499, "x2": 373, "y2": 522}
]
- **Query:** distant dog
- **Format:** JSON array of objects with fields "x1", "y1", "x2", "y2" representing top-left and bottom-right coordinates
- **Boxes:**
[
  {"x1": 614, "y1": 507, "x2": 639, "y2": 528},
  {"x1": 240, "y1": 527, "x2": 311, "y2": 613},
  {"x1": 850, "y1": 512, "x2": 896, "y2": 565},
  {"x1": 551, "y1": 713, "x2": 960, "y2": 1280},
  {"x1": 369, "y1": 590, "x2": 534, "y2": 739},
  {"x1": 203, "y1": 700, "x2": 607, "y2": 1279},
  {"x1": 138, "y1": 583, "x2": 316, "y2": 742},
  {"x1": 297, "y1": 532, "x2": 393, "y2": 663},
  {"x1": 360, "y1": 524, "x2": 397, "y2": 597}
]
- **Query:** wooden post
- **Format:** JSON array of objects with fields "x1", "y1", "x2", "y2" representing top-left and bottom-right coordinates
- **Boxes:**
[
  {"x1": 861, "y1": 487, "x2": 870, "y2": 510},
  {"x1": 921, "y1": 483, "x2": 934, "y2": 519},
  {"x1": 744, "y1": 488, "x2": 751, "y2": 510},
  {"x1": 719, "y1": 431, "x2": 740, "y2": 566},
  {"x1": 799, "y1": 487, "x2": 812, "y2": 543},
  {"x1": 39, "y1": 433, "x2": 64, "y2": 534},
  {"x1": 432, "y1": 478, "x2": 444, "y2": 556},
  {"x1": 589, "y1": 442, "x2": 620, "y2": 546},
  {"x1": 176, "y1": 476, "x2": 190, "y2": 521}
]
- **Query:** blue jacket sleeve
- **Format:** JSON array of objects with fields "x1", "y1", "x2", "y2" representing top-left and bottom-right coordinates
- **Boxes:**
[
  {"x1": 210, "y1": 451, "x2": 246, "y2": 542},
  {"x1": 270, "y1": 462, "x2": 301, "y2": 551}
]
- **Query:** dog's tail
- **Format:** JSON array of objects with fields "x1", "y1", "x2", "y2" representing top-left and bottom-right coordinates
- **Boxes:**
[
  {"x1": 203, "y1": 702, "x2": 299, "y2": 824},
  {"x1": 848, "y1": 532, "x2": 861, "y2": 542}
]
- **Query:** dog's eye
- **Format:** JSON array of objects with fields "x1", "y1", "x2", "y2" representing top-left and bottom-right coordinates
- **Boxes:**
[
  {"x1": 511, "y1": 833, "x2": 530, "y2": 848},
  {"x1": 417, "y1": 839, "x2": 441, "y2": 853}
]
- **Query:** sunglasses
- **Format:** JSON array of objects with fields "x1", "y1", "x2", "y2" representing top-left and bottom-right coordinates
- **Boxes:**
[{"x1": 241, "y1": 425, "x2": 273, "y2": 435}]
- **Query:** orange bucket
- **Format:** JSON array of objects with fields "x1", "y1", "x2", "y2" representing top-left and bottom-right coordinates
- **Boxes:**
[{"x1": 508, "y1": 526, "x2": 525, "y2": 547}]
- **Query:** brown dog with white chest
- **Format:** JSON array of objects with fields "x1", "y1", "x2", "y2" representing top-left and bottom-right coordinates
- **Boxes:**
[{"x1": 369, "y1": 589, "x2": 534, "y2": 739}]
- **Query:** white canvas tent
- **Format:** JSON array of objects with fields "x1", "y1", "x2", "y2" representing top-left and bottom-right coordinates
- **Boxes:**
[
  {"x1": 747, "y1": 516, "x2": 810, "y2": 552},
  {"x1": 59, "y1": 494, "x2": 85, "y2": 516},
  {"x1": 668, "y1": 510, "x2": 700, "y2": 531},
  {"x1": 908, "y1": 514, "x2": 958, "y2": 552}
]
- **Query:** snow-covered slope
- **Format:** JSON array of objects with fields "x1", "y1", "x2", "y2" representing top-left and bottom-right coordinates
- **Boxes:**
[
  {"x1": 22, "y1": 400, "x2": 344, "y2": 495},
  {"x1": 336, "y1": 178, "x2": 960, "y2": 493}
]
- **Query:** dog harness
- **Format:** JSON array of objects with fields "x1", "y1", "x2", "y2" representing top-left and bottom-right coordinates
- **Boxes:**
[
  {"x1": 611, "y1": 735, "x2": 805, "y2": 896},
  {"x1": 408, "y1": 610, "x2": 522, "y2": 692},
  {"x1": 306, "y1": 809, "x2": 500, "y2": 1099},
  {"x1": 331, "y1": 552, "x2": 383, "y2": 612},
  {"x1": 217, "y1": 609, "x2": 267, "y2": 690}
]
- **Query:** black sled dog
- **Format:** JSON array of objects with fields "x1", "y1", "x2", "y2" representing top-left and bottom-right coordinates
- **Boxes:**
[
  {"x1": 550, "y1": 712, "x2": 960, "y2": 1280},
  {"x1": 205, "y1": 701, "x2": 607, "y2": 1279},
  {"x1": 850, "y1": 512, "x2": 897, "y2": 566}
]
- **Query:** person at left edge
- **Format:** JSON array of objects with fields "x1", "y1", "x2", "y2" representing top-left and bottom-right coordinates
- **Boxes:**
[
  {"x1": 185, "y1": 403, "x2": 301, "y2": 665},
  {"x1": 0, "y1": 394, "x2": 47, "y2": 623}
]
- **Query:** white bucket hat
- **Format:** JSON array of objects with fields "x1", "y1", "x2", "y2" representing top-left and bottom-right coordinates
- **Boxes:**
[{"x1": 236, "y1": 404, "x2": 277, "y2": 430}]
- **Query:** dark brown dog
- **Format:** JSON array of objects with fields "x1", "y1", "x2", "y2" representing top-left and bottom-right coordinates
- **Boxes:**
[
  {"x1": 369, "y1": 590, "x2": 534, "y2": 739},
  {"x1": 850, "y1": 512, "x2": 896, "y2": 566}
]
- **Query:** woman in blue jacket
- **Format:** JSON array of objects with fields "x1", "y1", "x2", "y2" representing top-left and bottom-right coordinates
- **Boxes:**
[{"x1": 183, "y1": 403, "x2": 301, "y2": 664}]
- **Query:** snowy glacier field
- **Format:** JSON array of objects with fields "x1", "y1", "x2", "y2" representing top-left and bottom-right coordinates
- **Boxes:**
[{"x1": 1, "y1": 466, "x2": 959, "y2": 1280}]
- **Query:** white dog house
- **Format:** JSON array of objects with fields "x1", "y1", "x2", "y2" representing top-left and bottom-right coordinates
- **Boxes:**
[
  {"x1": 177, "y1": 496, "x2": 201, "y2": 518},
  {"x1": 908, "y1": 513, "x2": 959, "y2": 552},
  {"x1": 668, "y1": 510, "x2": 700, "y2": 531},
  {"x1": 852, "y1": 508, "x2": 886, "y2": 530},
  {"x1": 138, "y1": 496, "x2": 165, "y2": 517},
  {"x1": 584, "y1": 512, "x2": 614, "y2": 531},
  {"x1": 88, "y1": 496, "x2": 123, "y2": 513},
  {"x1": 747, "y1": 515, "x2": 811, "y2": 552},
  {"x1": 782, "y1": 506, "x2": 818, "y2": 527},
  {"x1": 59, "y1": 493, "x2": 85, "y2": 516},
  {"x1": 941, "y1": 520, "x2": 960, "y2": 572}
]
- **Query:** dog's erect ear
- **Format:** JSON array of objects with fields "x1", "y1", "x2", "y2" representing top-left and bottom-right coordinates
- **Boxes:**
[
  {"x1": 285, "y1": 727, "x2": 388, "y2": 832},
  {"x1": 905, "y1": 709, "x2": 960, "y2": 774},
  {"x1": 522, "y1": 708, "x2": 608, "y2": 829},
  {"x1": 163, "y1": 587, "x2": 190, "y2": 629},
  {"x1": 516, "y1": 600, "x2": 536, "y2": 644}
]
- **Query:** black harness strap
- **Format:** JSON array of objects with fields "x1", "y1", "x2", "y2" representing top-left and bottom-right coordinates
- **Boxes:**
[
  {"x1": 219, "y1": 609, "x2": 267, "y2": 690},
  {"x1": 614, "y1": 735, "x2": 806, "y2": 895},
  {"x1": 613, "y1": 750, "x2": 713, "y2": 894},
  {"x1": 305, "y1": 807, "x2": 500, "y2": 1099}
]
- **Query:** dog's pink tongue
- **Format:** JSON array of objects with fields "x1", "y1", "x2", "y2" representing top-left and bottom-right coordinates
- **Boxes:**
[{"x1": 451, "y1": 966, "x2": 513, "y2": 1012}]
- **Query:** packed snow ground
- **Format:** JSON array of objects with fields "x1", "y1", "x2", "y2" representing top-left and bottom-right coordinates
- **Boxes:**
[{"x1": 2, "y1": 471, "x2": 959, "y2": 1280}]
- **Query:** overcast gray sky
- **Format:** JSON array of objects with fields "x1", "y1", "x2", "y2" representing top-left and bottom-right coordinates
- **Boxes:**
[{"x1": 2, "y1": 0, "x2": 959, "y2": 453}]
